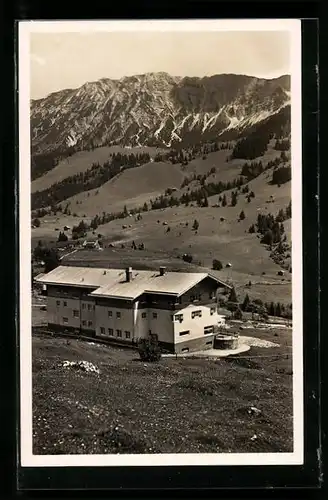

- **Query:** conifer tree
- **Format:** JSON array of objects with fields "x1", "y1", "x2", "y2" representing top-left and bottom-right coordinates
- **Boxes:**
[
  {"x1": 242, "y1": 293, "x2": 250, "y2": 311},
  {"x1": 228, "y1": 286, "x2": 238, "y2": 303}
]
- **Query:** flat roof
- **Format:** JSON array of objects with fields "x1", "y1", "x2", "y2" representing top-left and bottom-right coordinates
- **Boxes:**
[{"x1": 35, "y1": 265, "x2": 231, "y2": 299}]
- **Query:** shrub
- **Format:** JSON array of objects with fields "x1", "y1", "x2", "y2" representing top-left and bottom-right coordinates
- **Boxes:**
[
  {"x1": 192, "y1": 219, "x2": 199, "y2": 231},
  {"x1": 138, "y1": 336, "x2": 162, "y2": 362},
  {"x1": 239, "y1": 210, "x2": 246, "y2": 220},
  {"x1": 233, "y1": 307, "x2": 243, "y2": 320},
  {"x1": 182, "y1": 253, "x2": 193, "y2": 263},
  {"x1": 32, "y1": 218, "x2": 41, "y2": 228},
  {"x1": 212, "y1": 259, "x2": 223, "y2": 271},
  {"x1": 226, "y1": 301, "x2": 239, "y2": 312}
]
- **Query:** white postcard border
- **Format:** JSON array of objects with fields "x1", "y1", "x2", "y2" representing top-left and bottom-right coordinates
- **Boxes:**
[{"x1": 19, "y1": 19, "x2": 303, "y2": 468}]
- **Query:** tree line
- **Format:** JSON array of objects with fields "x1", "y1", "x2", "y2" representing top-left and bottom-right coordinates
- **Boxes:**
[
  {"x1": 241, "y1": 293, "x2": 292, "y2": 320},
  {"x1": 31, "y1": 144, "x2": 82, "y2": 181},
  {"x1": 152, "y1": 141, "x2": 233, "y2": 165},
  {"x1": 274, "y1": 138, "x2": 290, "y2": 151},
  {"x1": 219, "y1": 286, "x2": 292, "y2": 320},
  {"x1": 228, "y1": 104, "x2": 291, "y2": 161}
]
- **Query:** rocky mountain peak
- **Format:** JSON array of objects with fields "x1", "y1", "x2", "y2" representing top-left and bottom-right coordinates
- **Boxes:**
[{"x1": 30, "y1": 72, "x2": 290, "y2": 155}]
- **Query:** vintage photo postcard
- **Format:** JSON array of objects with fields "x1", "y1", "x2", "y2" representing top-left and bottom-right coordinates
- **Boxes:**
[{"x1": 19, "y1": 19, "x2": 303, "y2": 468}]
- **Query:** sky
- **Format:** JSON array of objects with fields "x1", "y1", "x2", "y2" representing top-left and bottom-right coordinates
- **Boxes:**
[{"x1": 30, "y1": 30, "x2": 290, "y2": 100}]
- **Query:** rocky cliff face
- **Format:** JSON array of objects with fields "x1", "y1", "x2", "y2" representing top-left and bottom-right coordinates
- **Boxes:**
[{"x1": 31, "y1": 72, "x2": 290, "y2": 154}]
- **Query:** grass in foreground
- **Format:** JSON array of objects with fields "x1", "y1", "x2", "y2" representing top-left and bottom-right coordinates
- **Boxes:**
[{"x1": 32, "y1": 327, "x2": 293, "y2": 455}]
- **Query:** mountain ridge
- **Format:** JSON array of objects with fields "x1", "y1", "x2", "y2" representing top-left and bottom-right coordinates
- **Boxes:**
[{"x1": 30, "y1": 72, "x2": 291, "y2": 156}]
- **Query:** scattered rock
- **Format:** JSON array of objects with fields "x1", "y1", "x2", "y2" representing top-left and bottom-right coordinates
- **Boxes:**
[
  {"x1": 61, "y1": 360, "x2": 100, "y2": 374},
  {"x1": 248, "y1": 406, "x2": 262, "y2": 416}
]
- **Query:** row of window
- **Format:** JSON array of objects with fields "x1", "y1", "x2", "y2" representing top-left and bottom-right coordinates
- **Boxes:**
[
  {"x1": 189, "y1": 293, "x2": 216, "y2": 302},
  {"x1": 190, "y1": 294, "x2": 202, "y2": 302},
  {"x1": 107, "y1": 311, "x2": 157, "y2": 319},
  {"x1": 99, "y1": 327, "x2": 131, "y2": 339},
  {"x1": 179, "y1": 325, "x2": 215, "y2": 336},
  {"x1": 56, "y1": 300, "x2": 95, "y2": 310},
  {"x1": 82, "y1": 303, "x2": 95, "y2": 311},
  {"x1": 62, "y1": 310, "x2": 81, "y2": 318},
  {"x1": 174, "y1": 307, "x2": 216, "y2": 322},
  {"x1": 62, "y1": 317, "x2": 93, "y2": 327}
]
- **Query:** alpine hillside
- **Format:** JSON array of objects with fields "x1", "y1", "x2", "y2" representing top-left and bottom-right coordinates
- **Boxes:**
[{"x1": 31, "y1": 72, "x2": 292, "y2": 306}]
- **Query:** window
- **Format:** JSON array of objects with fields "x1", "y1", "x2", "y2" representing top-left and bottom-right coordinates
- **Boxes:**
[
  {"x1": 108, "y1": 328, "x2": 113, "y2": 336},
  {"x1": 63, "y1": 317, "x2": 68, "y2": 324},
  {"x1": 174, "y1": 313, "x2": 183, "y2": 322},
  {"x1": 191, "y1": 310, "x2": 202, "y2": 319},
  {"x1": 82, "y1": 320, "x2": 86, "y2": 326},
  {"x1": 116, "y1": 329, "x2": 122, "y2": 338},
  {"x1": 100, "y1": 327, "x2": 105, "y2": 334},
  {"x1": 142, "y1": 312, "x2": 147, "y2": 319},
  {"x1": 88, "y1": 304, "x2": 92, "y2": 311},
  {"x1": 125, "y1": 331, "x2": 131, "y2": 339},
  {"x1": 82, "y1": 303, "x2": 86, "y2": 309},
  {"x1": 206, "y1": 340, "x2": 213, "y2": 346},
  {"x1": 181, "y1": 347, "x2": 190, "y2": 353},
  {"x1": 63, "y1": 301, "x2": 67, "y2": 307},
  {"x1": 179, "y1": 330, "x2": 190, "y2": 336},
  {"x1": 210, "y1": 307, "x2": 216, "y2": 315},
  {"x1": 108, "y1": 310, "x2": 112, "y2": 317},
  {"x1": 73, "y1": 310, "x2": 79, "y2": 318},
  {"x1": 152, "y1": 312, "x2": 158, "y2": 319},
  {"x1": 191, "y1": 294, "x2": 201, "y2": 302},
  {"x1": 209, "y1": 292, "x2": 216, "y2": 300},
  {"x1": 116, "y1": 312, "x2": 121, "y2": 319},
  {"x1": 88, "y1": 320, "x2": 92, "y2": 327},
  {"x1": 190, "y1": 295, "x2": 195, "y2": 302},
  {"x1": 56, "y1": 300, "x2": 60, "y2": 306},
  {"x1": 204, "y1": 325, "x2": 214, "y2": 335}
]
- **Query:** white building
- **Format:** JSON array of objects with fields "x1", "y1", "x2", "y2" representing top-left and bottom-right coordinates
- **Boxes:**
[{"x1": 35, "y1": 265, "x2": 231, "y2": 353}]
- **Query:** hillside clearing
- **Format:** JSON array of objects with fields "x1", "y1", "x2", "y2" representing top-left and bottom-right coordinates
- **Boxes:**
[
  {"x1": 32, "y1": 146, "x2": 167, "y2": 193},
  {"x1": 42, "y1": 144, "x2": 284, "y2": 217}
]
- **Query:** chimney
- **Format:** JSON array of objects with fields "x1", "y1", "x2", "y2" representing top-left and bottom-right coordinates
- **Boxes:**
[
  {"x1": 126, "y1": 267, "x2": 133, "y2": 282},
  {"x1": 159, "y1": 266, "x2": 166, "y2": 276}
]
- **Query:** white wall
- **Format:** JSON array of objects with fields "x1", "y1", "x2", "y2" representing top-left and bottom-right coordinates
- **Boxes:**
[
  {"x1": 134, "y1": 308, "x2": 149, "y2": 340},
  {"x1": 95, "y1": 304, "x2": 134, "y2": 340},
  {"x1": 148, "y1": 308, "x2": 175, "y2": 344},
  {"x1": 47, "y1": 296, "x2": 82, "y2": 329},
  {"x1": 80, "y1": 299, "x2": 96, "y2": 330},
  {"x1": 173, "y1": 304, "x2": 225, "y2": 344}
]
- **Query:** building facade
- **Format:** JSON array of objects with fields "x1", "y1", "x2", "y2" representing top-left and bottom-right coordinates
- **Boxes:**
[{"x1": 36, "y1": 265, "x2": 231, "y2": 353}]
